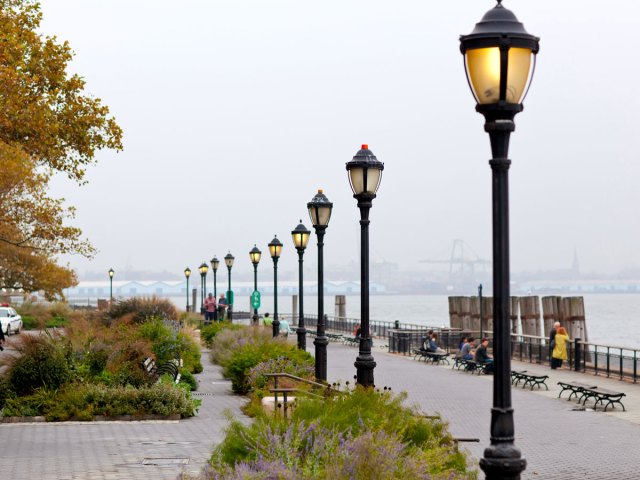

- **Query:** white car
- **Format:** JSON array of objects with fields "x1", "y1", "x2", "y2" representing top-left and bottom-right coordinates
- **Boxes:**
[{"x1": 0, "y1": 305, "x2": 22, "y2": 335}]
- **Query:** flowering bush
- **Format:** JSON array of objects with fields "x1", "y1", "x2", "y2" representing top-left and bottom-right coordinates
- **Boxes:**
[
  {"x1": 247, "y1": 356, "x2": 314, "y2": 391},
  {"x1": 197, "y1": 388, "x2": 474, "y2": 479}
]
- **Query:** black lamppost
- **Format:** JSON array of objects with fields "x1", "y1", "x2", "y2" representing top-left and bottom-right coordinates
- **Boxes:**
[
  {"x1": 184, "y1": 267, "x2": 191, "y2": 312},
  {"x1": 291, "y1": 221, "x2": 310, "y2": 350},
  {"x1": 108, "y1": 268, "x2": 114, "y2": 302},
  {"x1": 199, "y1": 262, "x2": 208, "y2": 314},
  {"x1": 249, "y1": 245, "x2": 262, "y2": 325},
  {"x1": 308, "y1": 189, "x2": 333, "y2": 381},
  {"x1": 210, "y1": 256, "x2": 219, "y2": 299},
  {"x1": 346, "y1": 144, "x2": 383, "y2": 388},
  {"x1": 268, "y1": 236, "x2": 283, "y2": 337},
  {"x1": 224, "y1": 252, "x2": 235, "y2": 321},
  {"x1": 479, "y1": 283, "x2": 484, "y2": 339},
  {"x1": 460, "y1": 3, "x2": 539, "y2": 479}
]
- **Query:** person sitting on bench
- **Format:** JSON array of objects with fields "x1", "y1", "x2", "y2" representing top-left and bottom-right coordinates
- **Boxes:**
[
  {"x1": 459, "y1": 337, "x2": 475, "y2": 360},
  {"x1": 426, "y1": 333, "x2": 446, "y2": 354},
  {"x1": 475, "y1": 338, "x2": 494, "y2": 373}
]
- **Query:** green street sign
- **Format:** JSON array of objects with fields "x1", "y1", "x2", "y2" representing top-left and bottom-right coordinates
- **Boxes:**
[
  {"x1": 251, "y1": 290, "x2": 261, "y2": 309},
  {"x1": 226, "y1": 290, "x2": 234, "y2": 305}
]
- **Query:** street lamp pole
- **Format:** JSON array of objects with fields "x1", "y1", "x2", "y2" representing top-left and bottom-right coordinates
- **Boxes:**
[
  {"x1": 249, "y1": 245, "x2": 262, "y2": 325},
  {"x1": 199, "y1": 262, "x2": 208, "y2": 314},
  {"x1": 268, "y1": 236, "x2": 283, "y2": 337},
  {"x1": 108, "y1": 268, "x2": 114, "y2": 302},
  {"x1": 479, "y1": 283, "x2": 484, "y2": 339},
  {"x1": 184, "y1": 267, "x2": 191, "y2": 312},
  {"x1": 211, "y1": 256, "x2": 219, "y2": 299},
  {"x1": 308, "y1": 189, "x2": 333, "y2": 381},
  {"x1": 291, "y1": 221, "x2": 310, "y2": 350},
  {"x1": 346, "y1": 145, "x2": 384, "y2": 388},
  {"x1": 224, "y1": 252, "x2": 235, "y2": 321},
  {"x1": 460, "y1": 2, "x2": 539, "y2": 478}
]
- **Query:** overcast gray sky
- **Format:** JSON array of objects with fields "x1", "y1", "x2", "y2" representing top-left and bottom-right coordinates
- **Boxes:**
[{"x1": 41, "y1": 0, "x2": 640, "y2": 279}]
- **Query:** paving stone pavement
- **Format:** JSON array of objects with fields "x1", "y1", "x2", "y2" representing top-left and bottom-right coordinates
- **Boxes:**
[
  {"x1": 0, "y1": 349, "x2": 248, "y2": 480},
  {"x1": 325, "y1": 342, "x2": 640, "y2": 479}
]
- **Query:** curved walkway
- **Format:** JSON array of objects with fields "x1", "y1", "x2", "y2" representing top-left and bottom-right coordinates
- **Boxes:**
[{"x1": 0, "y1": 349, "x2": 248, "y2": 480}]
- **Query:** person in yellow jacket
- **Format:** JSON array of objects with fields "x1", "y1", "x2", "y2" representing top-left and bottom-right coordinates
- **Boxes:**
[{"x1": 551, "y1": 327, "x2": 570, "y2": 369}]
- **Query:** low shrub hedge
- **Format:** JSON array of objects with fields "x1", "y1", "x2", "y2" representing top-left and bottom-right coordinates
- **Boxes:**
[
  {"x1": 200, "y1": 321, "x2": 242, "y2": 348},
  {"x1": 2, "y1": 383, "x2": 200, "y2": 421}
]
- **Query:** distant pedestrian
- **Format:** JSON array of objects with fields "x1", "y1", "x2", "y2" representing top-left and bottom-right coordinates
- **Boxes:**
[
  {"x1": 204, "y1": 293, "x2": 216, "y2": 323},
  {"x1": 263, "y1": 312, "x2": 273, "y2": 327},
  {"x1": 549, "y1": 321, "x2": 560, "y2": 367},
  {"x1": 217, "y1": 293, "x2": 228, "y2": 321},
  {"x1": 0, "y1": 318, "x2": 4, "y2": 351},
  {"x1": 279, "y1": 317, "x2": 291, "y2": 337},
  {"x1": 551, "y1": 327, "x2": 570, "y2": 369}
]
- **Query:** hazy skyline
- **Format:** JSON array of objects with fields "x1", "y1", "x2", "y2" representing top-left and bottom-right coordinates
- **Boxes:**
[{"x1": 41, "y1": 0, "x2": 640, "y2": 281}]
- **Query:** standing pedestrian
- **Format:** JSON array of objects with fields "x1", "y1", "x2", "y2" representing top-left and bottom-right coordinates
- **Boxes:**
[
  {"x1": 204, "y1": 293, "x2": 216, "y2": 324},
  {"x1": 549, "y1": 321, "x2": 560, "y2": 367},
  {"x1": 551, "y1": 327, "x2": 570, "y2": 369},
  {"x1": 217, "y1": 293, "x2": 228, "y2": 321}
]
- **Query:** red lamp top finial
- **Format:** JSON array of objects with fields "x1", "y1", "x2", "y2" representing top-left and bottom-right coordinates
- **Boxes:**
[{"x1": 361, "y1": 144, "x2": 368, "y2": 150}]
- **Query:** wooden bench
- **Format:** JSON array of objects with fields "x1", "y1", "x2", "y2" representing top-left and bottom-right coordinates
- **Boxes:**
[
  {"x1": 580, "y1": 387, "x2": 626, "y2": 412},
  {"x1": 510, "y1": 371, "x2": 548, "y2": 390},
  {"x1": 557, "y1": 381, "x2": 598, "y2": 402}
]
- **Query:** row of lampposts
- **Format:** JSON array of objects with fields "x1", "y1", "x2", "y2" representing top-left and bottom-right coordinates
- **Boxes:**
[{"x1": 173, "y1": 4, "x2": 538, "y2": 477}]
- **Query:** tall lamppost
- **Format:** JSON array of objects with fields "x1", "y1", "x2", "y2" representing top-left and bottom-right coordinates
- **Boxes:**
[
  {"x1": 199, "y1": 262, "x2": 208, "y2": 314},
  {"x1": 268, "y1": 236, "x2": 283, "y2": 337},
  {"x1": 346, "y1": 144, "x2": 383, "y2": 388},
  {"x1": 249, "y1": 245, "x2": 262, "y2": 325},
  {"x1": 108, "y1": 268, "x2": 114, "y2": 302},
  {"x1": 460, "y1": 2, "x2": 539, "y2": 478},
  {"x1": 184, "y1": 267, "x2": 191, "y2": 312},
  {"x1": 479, "y1": 283, "x2": 484, "y2": 339},
  {"x1": 224, "y1": 252, "x2": 235, "y2": 321},
  {"x1": 291, "y1": 221, "x2": 310, "y2": 350},
  {"x1": 210, "y1": 256, "x2": 219, "y2": 298},
  {"x1": 308, "y1": 189, "x2": 333, "y2": 381}
]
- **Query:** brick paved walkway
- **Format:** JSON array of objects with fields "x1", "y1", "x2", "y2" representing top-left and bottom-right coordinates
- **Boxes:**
[
  {"x1": 0, "y1": 349, "x2": 247, "y2": 480},
  {"x1": 325, "y1": 342, "x2": 640, "y2": 479}
]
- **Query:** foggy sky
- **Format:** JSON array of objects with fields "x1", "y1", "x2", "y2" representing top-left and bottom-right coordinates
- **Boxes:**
[{"x1": 41, "y1": 0, "x2": 640, "y2": 280}]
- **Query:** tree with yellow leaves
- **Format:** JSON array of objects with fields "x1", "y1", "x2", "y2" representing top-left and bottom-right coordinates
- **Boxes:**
[{"x1": 0, "y1": 0, "x2": 123, "y2": 299}]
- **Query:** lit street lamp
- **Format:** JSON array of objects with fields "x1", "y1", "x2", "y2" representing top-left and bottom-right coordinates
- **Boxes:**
[
  {"x1": 249, "y1": 245, "x2": 262, "y2": 325},
  {"x1": 291, "y1": 220, "x2": 310, "y2": 350},
  {"x1": 199, "y1": 262, "x2": 208, "y2": 314},
  {"x1": 268, "y1": 236, "x2": 283, "y2": 337},
  {"x1": 308, "y1": 188, "x2": 333, "y2": 381},
  {"x1": 346, "y1": 144, "x2": 383, "y2": 388},
  {"x1": 184, "y1": 267, "x2": 191, "y2": 312},
  {"x1": 224, "y1": 252, "x2": 235, "y2": 321},
  {"x1": 460, "y1": 2, "x2": 539, "y2": 478},
  {"x1": 210, "y1": 256, "x2": 219, "y2": 298},
  {"x1": 108, "y1": 268, "x2": 114, "y2": 302}
]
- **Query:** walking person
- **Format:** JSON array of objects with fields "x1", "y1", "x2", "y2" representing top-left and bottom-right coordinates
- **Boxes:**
[
  {"x1": 551, "y1": 327, "x2": 570, "y2": 369},
  {"x1": 0, "y1": 316, "x2": 5, "y2": 351},
  {"x1": 217, "y1": 293, "x2": 228, "y2": 321}
]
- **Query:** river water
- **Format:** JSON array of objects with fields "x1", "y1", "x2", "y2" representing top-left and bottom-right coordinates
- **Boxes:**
[{"x1": 166, "y1": 293, "x2": 639, "y2": 347}]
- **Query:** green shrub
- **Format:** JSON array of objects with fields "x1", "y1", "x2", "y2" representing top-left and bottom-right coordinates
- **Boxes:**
[
  {"x1": 210, "y1": 327, "x2": 273, "y2": 368},
  {"x1": 45, "y1": 315, "x2": 69, "y2": 328},
  {"x1": 223, "y1": 334, "x2": 313, "y2": 394},
  {"x1": 138, "y1": 318, "x2": 202, "y2": 372},
  {"x1": 208, "y1": 389, "x2": 473, "y2": 479},
  {"x1": 200, "y1": 321, "x2": 242, "y2": 348},
  {"x1": 0, "y1": 375, "x2": 15, "y2": 409},
  {"x1": 2, "y1": 383, "x2": 200, "y2": 420},
  {"x1": 179, "y1": 368, "x2": 198, "y2": 391},
  {"x1": 7, "y1": 333, "x2": 73, "y2": 395},
  {"x1": 107, "y1": 296, "x2": 178, "y2": 323},
  {"x1": 20, "y1": 314, "x2": 39, "y2": 330}
]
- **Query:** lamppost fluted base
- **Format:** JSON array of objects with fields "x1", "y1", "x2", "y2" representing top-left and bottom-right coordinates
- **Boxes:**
[
  {"x1": 297, "y1": 328, "x2": 306, "y2": 351},
  {"x1": 314, "y1": 335, "x2": 328, "y2": 381},
  {"x1": 354, "y1": 352, "x2": 376, "y2": 387},
  {"x1": 272, "y1": 319, "x2": 280, "y2": 337},
  {"x1": 480, "y1": 447, "x2": 526, "y2": 480}
]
